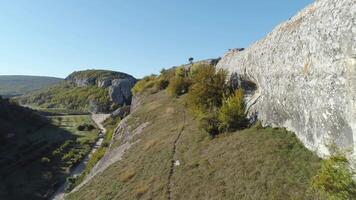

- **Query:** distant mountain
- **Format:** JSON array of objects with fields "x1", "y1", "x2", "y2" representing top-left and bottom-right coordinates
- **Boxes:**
[{"x1": 0, "y1": 75, "x2": 62, "y2": 97}]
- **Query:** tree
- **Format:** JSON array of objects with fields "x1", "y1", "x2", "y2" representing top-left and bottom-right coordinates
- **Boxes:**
[{"x1": 188, "y1": 57, "x2": 194, "y2": 65}]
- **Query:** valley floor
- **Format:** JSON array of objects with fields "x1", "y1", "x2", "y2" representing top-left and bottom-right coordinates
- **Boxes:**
[
  {"x1": 51, "y1": 114, "x2": 110, "y2": 200},
  {"x1": 66, "y1": 91, "x2": 322, "y2": 200}
]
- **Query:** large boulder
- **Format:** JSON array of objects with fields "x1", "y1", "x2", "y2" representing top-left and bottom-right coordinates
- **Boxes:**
[{"x1": 217, "y1": 0, "x2": 355, "y2": 163}]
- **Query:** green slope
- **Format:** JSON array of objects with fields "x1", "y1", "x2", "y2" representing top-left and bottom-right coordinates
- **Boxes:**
[
  {"x1": 0, "y1": 75, "x2": 62, "y2": 97},
  {"x1": 0, "y1": 97, "x2": 98, "y2": 200},
  {"x1": 67, "y1": 91, "x2": 322, "y2": 200},
  {"x1": 18, "y1": 83, "x2": 111, "y2": 113}
]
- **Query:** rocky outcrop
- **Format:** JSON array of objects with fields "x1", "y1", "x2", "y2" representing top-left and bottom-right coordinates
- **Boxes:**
[
  {"x1": 217, "y1": 0, "x2": 355, "y2": 163},
  {"x1": 65, "y1": 70, "x2": 137, "y2": 106}
]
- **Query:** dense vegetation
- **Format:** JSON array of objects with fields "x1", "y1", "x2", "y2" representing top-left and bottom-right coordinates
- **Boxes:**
[
  {"x1": 0, "y1": 97, "x2": 98, "y2": 200},
  {"x1": 132, "y1": 64, "x2": 248, "y2": 136},
  {"x1": 0, "y1": 75, "x2": 62, "y2": 97},
  {"x1": 18, "y1": 83, "x2": 112, "y2": 113},
  {"x1": 311, "y1": 150, "x2": 356, "y2": 200},
  {"x1": 66, "y1": 70, "x2": 132, "y2": 82},
  {"x1": 67, "y1": 90, "x2": 323, "y2": 200},
  {"x1": 65, "y1": 116, "x2": 120, "y2": 192}
]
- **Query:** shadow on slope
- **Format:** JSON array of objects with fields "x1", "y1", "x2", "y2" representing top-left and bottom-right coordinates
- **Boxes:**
[{"x1": 0, "y1": 97, "x2": 95, "y2": 200}]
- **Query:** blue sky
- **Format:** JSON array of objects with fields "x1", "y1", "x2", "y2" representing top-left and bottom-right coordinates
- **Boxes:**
[{"x1": 0, "y1": 0, "x2": 313, "y2": 78}]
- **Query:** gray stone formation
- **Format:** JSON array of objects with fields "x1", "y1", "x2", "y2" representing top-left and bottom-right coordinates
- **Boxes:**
[
  {"x1": 66, "y1": 71, "x2": 137, "y2": 107},
  {"x1": 217, "y1": 0, "x2": 355, "y2": 164}
]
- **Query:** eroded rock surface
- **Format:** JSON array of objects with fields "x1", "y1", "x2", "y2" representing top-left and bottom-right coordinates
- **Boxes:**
[
  {"x1": 217, "y1": 0, "x2": 356, "y2": 162},
  {"x1": 66, "y1": 70, "x2": 137, "y2": 106}
]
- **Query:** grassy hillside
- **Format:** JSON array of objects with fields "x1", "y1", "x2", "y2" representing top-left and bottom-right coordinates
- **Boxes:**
[
  {"x1": 67, "y1": 91, "x2": 322, "y2": 200},
  {"x1": 0, "y1": 97, "x2": 98, "y2": 200},
  {"x1": 0, "y1": 75, "x2": 62, "y2": 97},
  {"x1": 18, "y1": 83, "x2": 112, "y2": 113}
]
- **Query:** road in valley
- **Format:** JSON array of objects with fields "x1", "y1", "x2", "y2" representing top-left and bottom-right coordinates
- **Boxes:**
[{"x1": 50, "y1": 114, "x2": 110, "y2": 200}]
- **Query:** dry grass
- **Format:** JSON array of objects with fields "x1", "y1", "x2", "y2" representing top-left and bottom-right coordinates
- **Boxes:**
[
  {"x1": 67, "y1": 91, "x2": 321, "y2": 200},
  {"x1": 120, "y1": 168, "x2": 136, "y2": 182},
  {"x1": 133, "y1": 183, "x2": 150, "y2": 198},
  {"x1": 143, "y1": 139, "x2": 159, "y2": 151}
]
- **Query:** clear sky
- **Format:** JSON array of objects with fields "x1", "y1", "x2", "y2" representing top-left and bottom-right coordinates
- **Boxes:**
[{"x1": 0, "y1": 0, "x2": 313, "y2": 78}]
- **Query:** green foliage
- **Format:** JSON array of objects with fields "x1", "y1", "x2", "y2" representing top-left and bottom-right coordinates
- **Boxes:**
[
  {"x1": 131, "y1": 75, "x2": 158, "y2": 95},
  {"x1": 311, "y1": 153, "x2": 356, "y2": 200},
  {"x1": 77, "y1": 123, "x2": 95, "y2": 131},
  {"x1": 66, "y1": 70, "x2": 131, "y2": 81},
  {"x1": 69, "y1": 118, "x2": 119, "y2": 192},
  {"x1": 155, "y1": 68, "x2": 176, "y2": 90},
  {"x1": 184, "y1": 64, "x2": 234, "y2": 136},
  {"x1": 187, "y1": 64, "x2": 228, "y2": 114},
  {"x1": 199, "y1": 112, "x2": 220, "y2": 137},
  {"x1": 175, "y1": 67, "x2": 187, "y2": 77},
  {"x1": 0, "y1": 100, "x2": 97, "y2": 200},
  {"x1": 19, "y1": 83, "x2": 111, "y2": 112},
  {"x1": 219, "y1": 88, "x2": 248, "y2": 132},
  {"x1": 167, "y1": 76, "x2": 191, "y2": 97}
]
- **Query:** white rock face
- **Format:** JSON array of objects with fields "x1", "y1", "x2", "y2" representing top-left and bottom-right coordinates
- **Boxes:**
[{"x1": 217, "y1": 0, "x2": 356, "y2": 162}]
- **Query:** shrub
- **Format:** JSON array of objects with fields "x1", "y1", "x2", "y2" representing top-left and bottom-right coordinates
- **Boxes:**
[
  {"x1": 77, "y1": 123, "x2": 95, "y2": 131},
  {"x1": 155, "y1": 78, "x2": 170, "y2": 90},
  {"x1": 218, "y1": 88, "x2": 248, "y2": 132},
  {"x1": 167, "y1": 76, "x2": 191, "y2": 97},
  {"x1": 199, "y1": 112, "x2": 220, "y2": 137},
  {"x1": 131, "y1": 75, "x2": 158, "y2": 95},
  {"x1": 154, "y1": 68, "x2": 175, "y2": 90},
  {"x1": 175, "y1": 67, "x2": 186, "y2": 77},
  {"x1": 311, "y1": 153, "x2": 356, "y2": 200},
  {"x1": 187, "y1": 64, "x2": 228, "y2": 115}
]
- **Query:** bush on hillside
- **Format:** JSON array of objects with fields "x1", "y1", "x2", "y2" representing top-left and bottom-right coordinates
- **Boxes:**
[
  {"x1": 199, "y1": 112, "x2": 220, "y2": 137},
  {"x1": 167, "y1": 76, "x2": 191, "y2": 97},
  {"x1": 311, "y1": 152, "x2": 356, "y2": 200},
  {"x1": 131, "y1": 75, "x2": 158, "y2": 95},
  {"x1": 187, "y1": 64, "x2": 228, "y2": 115},
  {"x1": 175, "y1": 67, "x2": 187, "y2": 77},
  {"x1": 154, "y1": 68, "x2": 176, "y2": 90},
  {"x1": 218, "y1": 88, "x2": 248, "y2": 132}
]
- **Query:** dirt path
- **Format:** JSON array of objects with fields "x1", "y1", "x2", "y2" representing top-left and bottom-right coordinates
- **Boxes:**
[
  {"x1": 167, "y1": 109, "x2": 186, "y2": 200},
  {"x1": 91, "y1": 113, "x2": 111, "y2": 133},
  {"x1": 50, "y1": 114, "x2": 110, "y2": 200}
]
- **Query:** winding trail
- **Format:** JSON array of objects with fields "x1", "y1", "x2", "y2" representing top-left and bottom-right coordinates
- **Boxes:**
[
  {"x1": 167, "y1": 109, "x2": 186, "y2": 200},
  {"x1": 50, "y1": 114, "x2": 110, "y2": 200}
]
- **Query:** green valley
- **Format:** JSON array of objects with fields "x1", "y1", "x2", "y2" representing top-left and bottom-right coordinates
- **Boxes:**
[{"x1": 0, "y1": 97, "x2": 99, "y2": 200}]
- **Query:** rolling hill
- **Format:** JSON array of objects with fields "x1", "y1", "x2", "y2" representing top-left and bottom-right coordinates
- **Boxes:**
[{"x1": 0, "y1": 75, "x2": 62, "y2": 98}]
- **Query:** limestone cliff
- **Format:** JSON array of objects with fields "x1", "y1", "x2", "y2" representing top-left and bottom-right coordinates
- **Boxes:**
[
  {"x1": 217, "y1": 0, "x2": 355, "y2": 162},
  {"x1": 66, "y1": 70, "x2": 137, "y2": 106}
]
